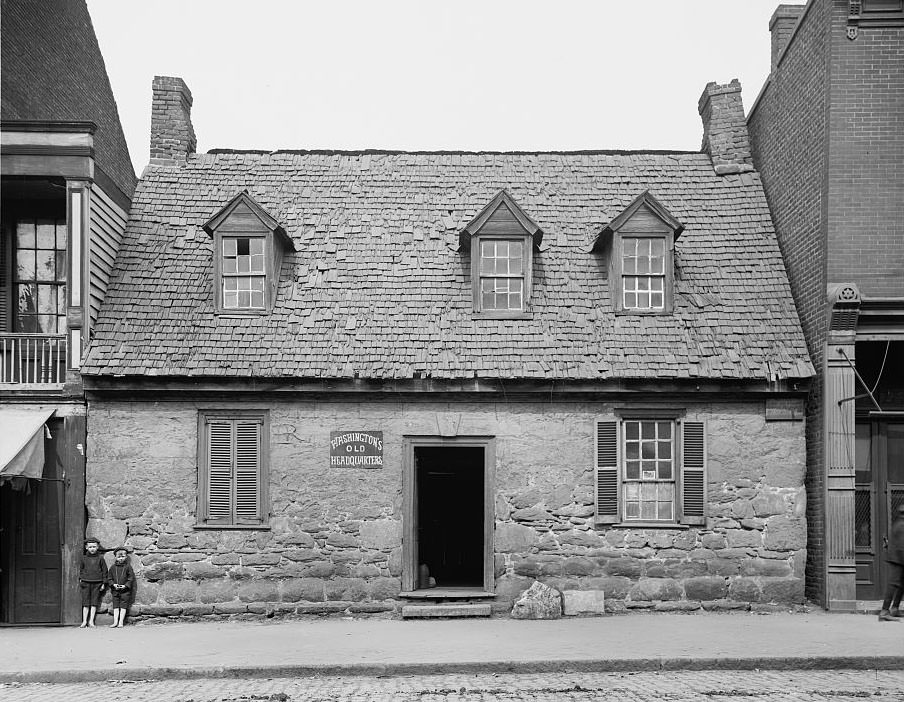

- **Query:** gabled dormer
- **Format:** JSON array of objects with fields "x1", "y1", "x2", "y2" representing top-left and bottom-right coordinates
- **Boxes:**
[
  {"x1": 460, "y1": 190, "x2": 543, "y2": 318},
  {"x1": 592, "y1": 191, "x2": 683, "y2": 314},
  {"x1": 202, "y1": 191, "x2": 294, "y2": 314}
]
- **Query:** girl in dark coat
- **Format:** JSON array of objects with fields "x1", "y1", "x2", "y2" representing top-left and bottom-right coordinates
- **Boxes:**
[
  {"x1": 879, "y1": 504, "x2": 904, "y2": 621},
  {"x1": 107, "y1": 546, "x2": 135, "y2": 628}
]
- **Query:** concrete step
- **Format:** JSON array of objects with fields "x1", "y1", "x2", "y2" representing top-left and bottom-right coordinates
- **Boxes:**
[{"x1": 401, "y1": 603, "x2": 492, "y2": 619}]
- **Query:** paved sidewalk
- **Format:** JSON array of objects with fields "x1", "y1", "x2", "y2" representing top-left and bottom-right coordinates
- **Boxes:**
[{"x1": 0, "y1": 611, "x2": 902, "y2": 683}]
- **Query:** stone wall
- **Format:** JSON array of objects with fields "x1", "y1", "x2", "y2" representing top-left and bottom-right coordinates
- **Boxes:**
[{"x1": 86, "y1": 397, "x2": 806, "y2": 619}]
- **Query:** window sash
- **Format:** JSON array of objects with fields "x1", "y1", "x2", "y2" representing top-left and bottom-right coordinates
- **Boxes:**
[
  {"x1": 622, "y1": 419, "x2": 675, "y2": 522},
  {"x1": 13, "y1": 218, "x2": 68, "y2": 333},
  {"x1": 622, "y1": 237, "x2": 665, "y2": 310},
  {"x1": 222, "y1": 275, "x2": 266, "y2": 310},
  {"x1": 478, "y1": 239, "x2": 525, "y2": 311},
  {"x1": 220, "y1": 236, "x2": 267, "y2": 311}
]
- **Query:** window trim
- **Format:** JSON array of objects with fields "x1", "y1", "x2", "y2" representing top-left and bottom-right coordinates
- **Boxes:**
[
  {"x1": 617, "y1": 234, "x2": 670, "y2": 314},
  {"x1": 594, "y1": 414, "x2": 707, "y2": 528},
  {"x1": 472, "y1": 235, "x2": 532, "y2": 315},
  {"x1": 196, "y1": 410, "x2": 270, "y2": 529},
  {"x1": 214, "y1": 231, "x2": 270, "y2": 314},
  {"x1": 856, "y1": 0, "x2": 904, "y2": 25}
]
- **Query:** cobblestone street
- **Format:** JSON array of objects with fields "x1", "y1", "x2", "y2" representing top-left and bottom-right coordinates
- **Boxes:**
[{"x1": 2, "y1": 669, "x2": 902, "y2": 702}]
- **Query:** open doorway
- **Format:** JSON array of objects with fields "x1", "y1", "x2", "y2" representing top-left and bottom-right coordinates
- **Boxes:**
[
  {"x1": 403, "y1": 438, "x2": 494, "y2": 594},
  {"x1": 416, "y1": 446, "x2": 484, "y2": 587}
]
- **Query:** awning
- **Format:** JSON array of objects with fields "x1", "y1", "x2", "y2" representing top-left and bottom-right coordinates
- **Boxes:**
[{"x1": 0, "y1": 409, "x2": 55, "y2": 483}]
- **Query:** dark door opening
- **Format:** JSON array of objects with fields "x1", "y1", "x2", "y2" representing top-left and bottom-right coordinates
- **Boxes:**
[
  {"x1": 0, "y1": 420, "x2": 63, "y2": 624},
  {"x1": 415, "y1": 446, "x2": 484, "y2": 588}
]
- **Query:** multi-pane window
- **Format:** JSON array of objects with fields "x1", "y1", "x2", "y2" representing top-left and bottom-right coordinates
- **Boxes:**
[
  {"x1": 623, "y1": 420, "x2": 675, "y2": 521},
  {"x1": 622, "y1": 237, "x2": 665, "y2": 310},
  {"x1": 14, "y1": 218, "x2": 67, "y2": 333},
  {"x1": 595, "y1": 418, "x2": 706, "y2": 526},
  {"x1": 221, "y1": 237, "x2": 265, "y2": 310},
  {"x1": 479, "y1": 239, "x2": 524, "y2": 311},
  {"x1": 199, "y1": 412, "x2": 268, "y2": 527}
]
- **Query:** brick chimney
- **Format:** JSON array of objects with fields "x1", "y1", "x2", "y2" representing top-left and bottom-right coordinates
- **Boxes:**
[
  {"x1": 770, "y1": 4, "x2": 805, "y2": 71},
  {"x1": 698, "y1": 79, "x2": 754, "y2": 176},
  {"x1": 150, "y1": 76, "x2": 196, "y2": 164}
]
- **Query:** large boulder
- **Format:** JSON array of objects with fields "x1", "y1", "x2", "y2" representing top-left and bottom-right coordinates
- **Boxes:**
[{"x1": 511, "y1": 580, "x2": 562, "y2": 620}]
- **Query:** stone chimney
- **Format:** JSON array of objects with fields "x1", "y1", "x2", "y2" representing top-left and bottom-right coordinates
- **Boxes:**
[
  {"x1": 770, "y1": 4, "x2": 805, "y2": 71},
  {"x1": 150, "y1": 76, "x2": 196, "y2": 164},
  {"x1": 698, "y1": 79, "x2": 754, "y2": 176}
]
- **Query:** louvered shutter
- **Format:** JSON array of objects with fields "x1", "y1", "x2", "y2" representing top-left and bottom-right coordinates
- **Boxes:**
[
  {"x1": 679, "y1": 420, "x2": 706, "y2": 525},
  {"x1": 595, "y1": 420, "x2": 620, "y2": 524},
  {"x1": 206, "y1": 421, "x2": 234, "y2": 524},
  {"x1": 234, "y1": 420, "x2": 262, "y2": 524}
]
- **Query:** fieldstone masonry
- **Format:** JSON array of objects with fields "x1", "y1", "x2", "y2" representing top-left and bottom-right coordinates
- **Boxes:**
[{"x1": 86, "y1": 399, "x2": 806, "y2": 620}]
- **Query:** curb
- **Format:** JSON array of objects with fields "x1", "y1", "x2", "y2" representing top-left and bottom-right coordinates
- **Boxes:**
[{"x1": 3, "y1": 656, "x2": 903, "y2": 684}]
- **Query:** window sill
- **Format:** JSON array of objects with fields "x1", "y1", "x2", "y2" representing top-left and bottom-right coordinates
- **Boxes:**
[
  {"x1": 597, "y1": 520, "x2": 689, "y2": 530},
  {"x1": 215, "y1": 311, "x2": 269, "y2": 318},
  {"x1": 193, "y1": 523, "x2": 271, "y2": 531},
  {"x1": 471, "y1": 311, "x2": 532, "y2": 320},
  {"x1": 613, "y1": 309, "x2": 672, "y2": 316}
]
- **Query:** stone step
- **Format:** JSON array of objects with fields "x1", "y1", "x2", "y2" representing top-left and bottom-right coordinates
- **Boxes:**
[{"x1": 401, "y1": 603, "x2": 492, "y2": 619}]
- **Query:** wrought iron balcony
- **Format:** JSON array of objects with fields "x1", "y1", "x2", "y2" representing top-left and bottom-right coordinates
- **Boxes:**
[{"x1": 0, "y1": 333, "x2": 67, "y2": 385}]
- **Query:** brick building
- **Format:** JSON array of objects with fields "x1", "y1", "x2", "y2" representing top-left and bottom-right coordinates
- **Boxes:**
[
  {"x1": 0, "y1": 0, "x2": 136, "y2": 624},
  {"x1": 747, "y1": 0, "x2": 904, "y2": 610},
  {"x1": 74, "y1": 74, "x2": 815, "y2": 621}
]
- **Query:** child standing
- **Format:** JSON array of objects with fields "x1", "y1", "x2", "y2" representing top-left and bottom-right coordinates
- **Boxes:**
[
  {"x1": 78, "y1": 537, "x2": 107, "y2": 628},
  {"x1": 107, "y1": 546, "x2": 135, "y2": 628}
]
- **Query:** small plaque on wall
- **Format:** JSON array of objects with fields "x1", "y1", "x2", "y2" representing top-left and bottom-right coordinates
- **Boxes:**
[{"x1": 330, "y1": 431, "x2": 384, "y2": 468}]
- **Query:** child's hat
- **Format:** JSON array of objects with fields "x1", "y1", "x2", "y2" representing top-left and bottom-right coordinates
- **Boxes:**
[
  {"x1": 84, "y1": 537, "x2": 101, "y2": 546},
  {"x1": 113, "y1": 545, "x2": 130, "y2": 555}
]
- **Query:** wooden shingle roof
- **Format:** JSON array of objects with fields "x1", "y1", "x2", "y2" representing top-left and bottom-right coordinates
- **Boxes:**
[{"x1": 82, "y1": 150, "x2": 814, "y2": 382}]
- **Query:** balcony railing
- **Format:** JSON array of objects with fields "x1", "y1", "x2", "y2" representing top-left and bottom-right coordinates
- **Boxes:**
[{"x1": 0, "y1": 334, "x2": 67, "y2": 385}]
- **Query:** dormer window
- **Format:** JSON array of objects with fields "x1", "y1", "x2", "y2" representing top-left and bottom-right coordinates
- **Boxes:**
[
  {"x1": 592, "y1": 190, "x2": 683, "y2": 314},
  {"x1": 460, "y1": 191, "x2": 542, "y2": 318},
  {"x1": 203, "y1": 192, "x2": 294, "y2": 315}
]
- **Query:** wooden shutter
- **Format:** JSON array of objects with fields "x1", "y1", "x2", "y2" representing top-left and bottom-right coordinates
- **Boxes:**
[
  {"x1": 595, "y1": 420, "x2": 619, "y2": 524},
  {"x1": 234, "y1": 419, "x2": 262, "y2": 524},
  {"x1": 680, "y1": 420, "x2": 706, "y2": 525},
  {"x1": 206, "y1": 421, "x2": 234, "y2": 524},
  {"x1": 203, "y1": 416, "x2": 264, "y2": 525}
]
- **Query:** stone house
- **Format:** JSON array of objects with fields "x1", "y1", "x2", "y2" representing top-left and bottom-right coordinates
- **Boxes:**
[
  {"x1": 0, "y1": 0, "x2": 136, "y2": 625},
  {"x1": 78, "y1": 75, "x2": 815, "y2": 620},
  {"x1": 747, "y1": 0, "x2": 904, "y2": 611}
]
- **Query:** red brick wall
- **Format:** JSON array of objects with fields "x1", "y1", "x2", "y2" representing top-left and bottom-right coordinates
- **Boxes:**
[
  {"x1": 827, "y1": 2, "x2": 904, "y2": 296},
  {"x1": 747, "y1": 0, "x2": 829, "y2": 606}
]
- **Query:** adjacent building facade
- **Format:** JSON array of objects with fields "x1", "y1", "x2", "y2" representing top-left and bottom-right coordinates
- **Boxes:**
[
  {"x1": 0, "y1": 0, "x2": 136, "y2": 624},
  {"x1": 77, "y1": 76, "x2": 815, "y2": 620},
  {"x1": 747, "y1": 0, "x2": 904, "y2": 610}
]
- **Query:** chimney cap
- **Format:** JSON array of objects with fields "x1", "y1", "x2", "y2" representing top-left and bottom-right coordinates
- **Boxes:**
[
  {"x1": 769, "y1": 4, "x2": 806, "y2": 31},
  {"x1": 698, "y1": 79, "x2": 742, "y2": 114}
]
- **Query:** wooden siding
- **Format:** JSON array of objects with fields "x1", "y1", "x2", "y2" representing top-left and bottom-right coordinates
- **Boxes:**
[{"x1": 88, "y1": 184, "x2": 127, "y2": 330}]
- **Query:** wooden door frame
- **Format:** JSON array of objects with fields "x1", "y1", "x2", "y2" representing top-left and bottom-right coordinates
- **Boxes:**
[{"x1": 402, "y1": 435, "x2": 495, "y2": 593}]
